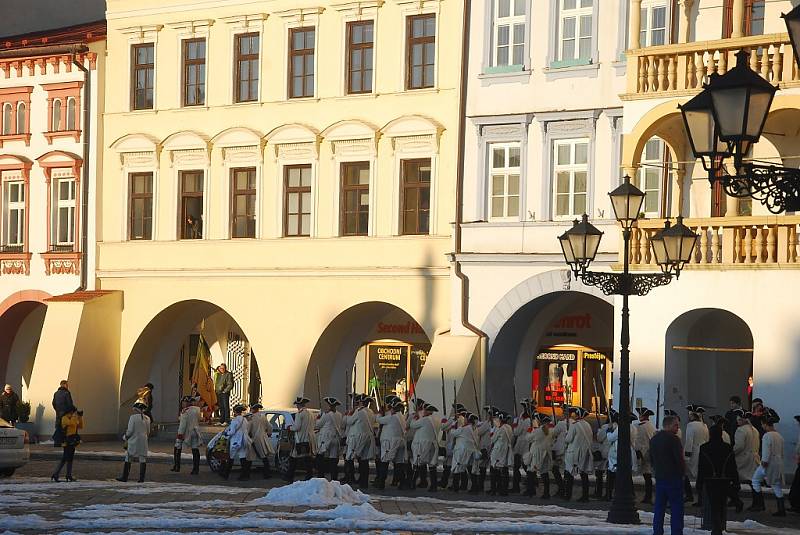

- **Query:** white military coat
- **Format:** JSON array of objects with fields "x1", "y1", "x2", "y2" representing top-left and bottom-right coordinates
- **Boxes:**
[
  {"x1": 635, "y1": 420, "x2": 656, "y2": 474},
  {"x1": 176, "y1": 405, "x2": 204, "y2": 449},
  {"x1": 733, "y1": 422, "x2": 760, "y2": 481},
  {"x1": 565, "y1": 418, "x2": 594, "y2": 475},
  {"x1": 490, "y1": 423, "x2": 514, "y2": 468},
  {"x1": 315, "y1": 409, "x2": 344, "y2": 459},
  {"x1": 451, "y1": 423, "x2": 480, "y2": 474},
  {"x1": 344, "y1": 408, "x2": 375, "y2": 460},
  {"x1": 225, "y1": 414, "x2": 255, "y2": 460},
  {"x1": 513, "y1": 416, "x2": 532, "y2": 457},
  {"x1": 606, "y1": 424, "x2": 639, "y2": 473},
  {"x1": 248, "y1": 411, "x2": 274, "y2": 458},
  {"x1": 527, "y1": 426, "x2": 554, "y2": 474},
  {"x1": 684, "y1": 420, "x2": 709, "y2": 480},
  {"x1": 290, "y1": 408, "x2": 317, "y2": 457},
  {"x1": 377, "y1": 411, "x2": 407, "y2": 463},
  {"x1": 760, "y1": 430, "x2": 785, "y2": 486},
  {"x1": 123, "y1": 412, "x2": 150, "y2": 460},
  {"x1": 409, "y1": 413, "x2": 440, "y2": 467}
]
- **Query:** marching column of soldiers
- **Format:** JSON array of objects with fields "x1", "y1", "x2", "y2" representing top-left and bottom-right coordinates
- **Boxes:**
[{"x1": 155, "y1": 390, "x2": 800, "y2": 520}]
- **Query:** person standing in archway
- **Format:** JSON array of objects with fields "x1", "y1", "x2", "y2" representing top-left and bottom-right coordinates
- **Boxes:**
[
  {"x1": 172, "y1": 396, "x2": 203, "y2": 475},
  {"x1": 214, "y1": 364, "x2": 233, "y2": 425},
  {"x1": 286, "y1": 396, "x2": 317, "y2": 483},
  {"x1": 117, "y1": 401, "x2": 150, "y2": 483}
]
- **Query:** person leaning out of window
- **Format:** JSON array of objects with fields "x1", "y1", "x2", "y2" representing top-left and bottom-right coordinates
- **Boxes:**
[{"x1": 51, "y1": 406, "x2": 83, "y2": 482}]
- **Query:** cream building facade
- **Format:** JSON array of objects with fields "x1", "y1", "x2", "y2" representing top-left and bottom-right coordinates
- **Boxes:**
[
  {"x1": 0, "y1": 21, "x2": 107, "y2": 434},
  {"x1": 76, "y1": 0, "x2": 469, "y2": 434}
]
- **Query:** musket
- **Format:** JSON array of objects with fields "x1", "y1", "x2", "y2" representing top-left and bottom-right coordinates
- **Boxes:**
[
  {"x1": 371, "y1": 364, "x2": 381, "y2": 409},
  {"x1": 598, "y1": 371, "x2": 610, "y2": 419},
  {"x1": 512, "y1": 381, "x2": 518, "y2": 418},
  {"x1": 453, "y1": 380, "x2": 457, "y2": 412},
  {"x1": 548, "y1": 383, "x2": 558, "y2": 423},
  {"x1": 316, "y1": 367, "x2": 323, "y2": 410},
  {"x1": 656, "y1": 383, "x2": 661, "y2": 428},
  {"x1": 592, "y1": 377, "x2": 602, "y2": 426},
  {"x1": 630, "y1": 372, "x2": 637, "y2": 412},
  {"x1": 409, "y1": 363, "x2": 419, "y2": 410},
  {"x1": 440, "y1": 368, "x2": 446, "y2": 415},
  {"x1": 471, "y1": 374, "x2": 480, "y2": 415}
]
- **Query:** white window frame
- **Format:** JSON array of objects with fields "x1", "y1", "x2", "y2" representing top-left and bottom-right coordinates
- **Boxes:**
[
  {"x1": 487, "y1": 142, "x2": 522, "y2": 221},
  {"x1": 1, "y1": 103, "x2": 11, "y2": 135},
  {"x1": 558, "y1": 0, "x2": 593, "y2": 62},
  {"x1": 52, "y1": 99, "x2": 62, "y2": 131},
  {"x1": 637, "y1": 137, "x2": 668, "y2": 218},
  {"x1": 640, "y1": 0, "x2": 670, "y2": 48},
  {"x1": 552, "y1": 138, "x2": 589, "y2": 220},
  {"x1": 549, "y1": 0, "x2": 598, "y2": 69},
  {"x1": 54, "y1": 177, "x2": 76, "y2": 246},
  {"x1": 492, "y1": 0, "x2": 527, "y2": 68},
  {"x1": 15, "y1": 102, "x2": 25, "y2": 134},
  {"x1": 3, "y1": 180, "x2": 25, "y2": 247}
]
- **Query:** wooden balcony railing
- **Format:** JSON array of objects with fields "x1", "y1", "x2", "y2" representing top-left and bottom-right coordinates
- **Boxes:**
[
  {"x1": 624, "y1": 216, "x2": 800, "y2": 269},
  {"x1": 624, "y1": 33, "x2": 800, "y2": 99}
]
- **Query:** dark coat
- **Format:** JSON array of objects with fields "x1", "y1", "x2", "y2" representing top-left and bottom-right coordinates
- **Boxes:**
[
  {"x1": 723, "y1": 409, "x2": 739, "y2": 446},
  {"x1": 697, "y1": 438, "x2": 739, "y2": 487},
  {"x1": 0, "y1": 391, "x2": 20, "y2": 421},
  {"x1": 52, "y1": 387, "x2": 74, "y2": 417}
]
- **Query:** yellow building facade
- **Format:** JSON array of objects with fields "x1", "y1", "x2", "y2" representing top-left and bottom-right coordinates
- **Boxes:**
[{"x1": 57, "y1": 0, "x2": 474, "y2": 434}]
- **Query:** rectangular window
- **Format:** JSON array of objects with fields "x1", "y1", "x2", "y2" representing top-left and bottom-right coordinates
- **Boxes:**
[
  {"x1": 340, "y1": 161, "x2": 370, "y2": 236},
  {"x1": 400, "y1": 158, "x2": 431, "y2": 235},
  {"x1": 640, "y1": 1, "x2": 667, "y2": 47},
  {"x1": 183, "y1": 38, "x2": 206, "y2": 106},
  {"x1": 289, "y1": 27, "x2": 316, "y2": 99},
  {"x1": 637, "y1": 138, "x2": 666, "y2": 217},
  {"x1": 553, "y1": 138, "x2": 589, "y2": 218},
  {"x1": 489, "y1": 143, "x2": 521, "y2": 220},
  {"x1": 231, "y1": 167, "x2": 257, "y2": 239},
  {"x1": 284, "y1": 165, "x2": 312, "y2": 237},
  {"x1": 559, "y1": 0, "x2": 593, "y2": 62},
  {"x1": 234, "y1": 33, "x2": 259, "y2": 103},
  {"x1": 131, "y1": 43, "x2": 155, "y2": 110},
  {"x1": 129, "y1": 172, "x2": 153, "y2": 241},
  {"x1": 723, "y1": 0, "x2": 765, "y2": 38},
  {"x1": 347, "y1": 21, "x2": 374, "y2": 94},
  {"x1": 2, "y1": 181, "x2": 25, "y2": 250},
  {"x1": 406, "y1": 14, "x2": 436, "y2": 90},
  {"x1": 54, "y1": 177, "x2": 76, "y2": 247},
  {"x1": 179, "y1": 170, "x2": 204, "y2": 240},
  {"x1": 493, "y1": 0, "x2": 526, "y2": 67}
]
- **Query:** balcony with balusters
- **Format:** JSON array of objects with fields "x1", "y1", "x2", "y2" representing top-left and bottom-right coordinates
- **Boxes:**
[{"x1": 622, "y1": 216, "x2": 800, "y2": 270}]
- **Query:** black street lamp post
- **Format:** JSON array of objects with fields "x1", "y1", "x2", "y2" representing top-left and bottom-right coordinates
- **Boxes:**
[{"x1": 558, "y1": 177, "x2": 698, "y2": 525}]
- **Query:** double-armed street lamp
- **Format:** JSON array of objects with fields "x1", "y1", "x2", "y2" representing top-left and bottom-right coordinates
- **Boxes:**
[
  {"x1": 677, "y1": 5, "x2": 800, "y2": 214},
  {"x1": 558, "y1": 177, "x2": 699, "y2": 525}
]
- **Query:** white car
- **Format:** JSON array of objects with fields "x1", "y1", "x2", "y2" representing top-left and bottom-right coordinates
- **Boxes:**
[
  {"x1": 0, "y1": 418, "x2": 29, "y2": 477},
  {"x1": 206, "y1": 408, "x2": 318, "y2": 476}
]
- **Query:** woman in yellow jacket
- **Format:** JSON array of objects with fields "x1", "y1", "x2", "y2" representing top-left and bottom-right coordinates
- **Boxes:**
[{"x1": 52, "y1": 405, "x2": 83, "y2": 482}]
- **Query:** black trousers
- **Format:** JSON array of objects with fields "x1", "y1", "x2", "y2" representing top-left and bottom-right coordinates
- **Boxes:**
[
  {"x1": 217, "y1": 392, "x2": 231, "y2": 423},
  {"x1": 789, "y1": 463, "x2": 800, "y2": 510}
]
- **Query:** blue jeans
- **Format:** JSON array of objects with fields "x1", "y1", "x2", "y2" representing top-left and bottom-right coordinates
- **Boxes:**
[{"x1": 654, "y1": 477, "x2": 684, "y2": 535}]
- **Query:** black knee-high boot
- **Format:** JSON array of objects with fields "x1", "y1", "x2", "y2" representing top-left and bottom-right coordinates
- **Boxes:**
[
  {"x1": 512, "y1": 456, "x2": 522, "y2": 493},
  {"x1": 341, "y1": 460, "x2": 354, "y2": 484},
  {"x1": 524, "y1": 471, "x2": 537, "y2": 497},
  {"x1": 469, "y1": 473, "x2": 481, "y2": 493},
  {"x1": 116, "y1": 461, "x2": 131, "y2": 482},
  {"x1": 316, "y1": 455, "x2": 326, "y2": 479},
  {"x1": 440, "y1": 465, "x2": 451, "y2": 489},
  {"x1": 479, "y1": 466, "x2": 487, "y2": 489},
  {"x1": 461, "y1": 472, "x2": 469, "y2": 491},
  {"x1": 409, "y1": 465, "x2": 418, "y2": 490},
  {"x1": 137, "y1": 463, "x2": 147, "y2": 483},
  {"x1": 642, "y1": 473, "x2": 653, "y2": 504},
  {"x1": 191, "y1": 449, "x2": 200, "y2": 475},
  {"x1": 419, "y1": 465, "x2": 429, "y2": 488},
  {"x1": 684, "y1": 476, "x2": 694, "y2": 503},
  {"x1": 579, "y1": 472, "x2": 590, "y2": 502},
  {"x1": 329, "y1": 458, "x2": 338, "y2": 482},
  {"x1": 285, "y1": 457, "x2": 297, "y2": 483},
  {"x1": 594, "y1": 470, "x2": 604, "y2": 498},
  {"x1": 553, "y1": 467, "x2": 564, "y2": 497},
  {"x1": 171, "y1": 448, "x2": 181, "y2": 472},
  {"x1": 605, "y1": 471, "x2": 615, "y2": 500},
  {"x1": 499, "y1": 467, "x2": 509, "y2": 496},
  {"x1": 449, "y1": 469, "x2": 460, "y2": 492},
  {"x1": 397, "y1": 463, "x2": 410, "y2": 490},
  {"x1": 541, "y1": 472, "x2": 551, "y2": 499},
  {"x1": 390, "y1": 462, "x2": 401, "y2": 486},
  {"x1": 238, "y1": 459, "x2": 251, "y2": 481},
  {"x1": 429, "y1": 466, "x2": 439, "y2": 492},
  {"x1": 261, "y1": 456, "x2": 272, "y2": 478},
  {"x1": 357, "y1": 459, "x2": 369, "y2": 489},
  {"x1": 563, "y1": 472, "x2": 574, "y2": 501},
  {"x1": 373, "y1": 461, "x2": 386, "y2": 489},
  {"x1": 488, "y1": 468, "x2": 498, "y2": 495}
]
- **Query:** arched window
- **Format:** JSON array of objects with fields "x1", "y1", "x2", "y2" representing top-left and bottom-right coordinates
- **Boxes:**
[
  {"x1": 2, "y1": 103, "x2": 11, "y2": 135},
  {"x1": 66, "y1": 97, "x2": 76, "y2": 131},
  {"x1": 16, "y1": 102, "x2": 25, "y2": 134},
  {"x1": 52, "y1": 99, "x2": 62, "y2": 131}
]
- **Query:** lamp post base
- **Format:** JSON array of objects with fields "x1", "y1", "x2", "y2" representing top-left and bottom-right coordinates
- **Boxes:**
[{"x1": 606, "y1": 501, "x2": 641, "y2": 525}]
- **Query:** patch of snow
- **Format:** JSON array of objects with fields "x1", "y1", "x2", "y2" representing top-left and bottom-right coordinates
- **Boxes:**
[
  {"x1": 301, "y1": 503, "x2": 388, "y2": 520},
  {"x1": 253, "y1": 478, "x2": 369, "y2": 507}
]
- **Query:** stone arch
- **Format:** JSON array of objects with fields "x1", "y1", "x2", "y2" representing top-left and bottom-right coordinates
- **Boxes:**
[
  {"x1": 0, "y1": 291, "x2": 50, "y2": 396},
  {"x1": 303, "y1": 301, "x2": 433, "y2": 408},
  {"x1": 665, "y1": 308, "x2": 753, "y2": 418},
  {"x1": 321, "y1": 119, "x2": 379, "y2": 141},
  {"x1": 481, "y1": 269, "x2": 613, "y2": 346},
  {"x1": 380, "y1": 115, "x2": 444, "y2": 138},
  {"x1": 264, "y1": 123, "x2": 319, "y2": 145},
  {"x1": 109, "y1": 133, "x2": 159, "y2": 152},
  {"x1": 119, "y1": 299, "x2": 256, "y2": 427},
  {"x1": 210, "y1": 126, "x2": 264, "y2": 148},
  {"x1": 622, "y1": 100, "x2": 689, "y2": 171},
  {"x1": 161, "y1": 130, "x2": 209, "y2": 152}
]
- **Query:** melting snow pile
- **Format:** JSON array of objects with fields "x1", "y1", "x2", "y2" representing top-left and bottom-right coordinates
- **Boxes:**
[{"x1": 254, "y1": 478, "x2": 369, "y2": 507}]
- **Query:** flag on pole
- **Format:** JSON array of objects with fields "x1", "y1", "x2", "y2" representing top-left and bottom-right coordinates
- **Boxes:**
[{"x1": 192, "y1": 334, "x2": 217, "y2": 412}]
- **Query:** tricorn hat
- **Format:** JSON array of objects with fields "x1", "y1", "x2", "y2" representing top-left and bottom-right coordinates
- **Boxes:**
[
  {"x1": 636, "y1": 407, "x2": 655, "y2": 419},
  {"x1": 793, "y1": 415, "x2": 800, "y2": 424},
  {"x1": 733, "y1": 408, "x2": 746, "y2": 418},
  {"x1": 133, "y1": 401, "x2": 147, "y2": 410},
  {"x1": 424, "y1": 403, "x2": 438, "y2": 413},
  {"x1": 385, "y1": 395, "x2": 401, "y2": 406},
  {"x1": 293, "y1": 396, "x2": 310, "y2": 406},
  {"x1": 764, "y1": 407, "x2": 780, "y2": 424},
  {"x1": 452, "y1": 402, "x2": 466, "y2": 410},
  {"x1": 250, "y1": 403, "x2": 263, "y2": 410},
  {"x1": 323, "y1": 396, "x2": 341, "y2": 407},
  {"x1": 232, "y1": 403, "x2": 246, "y2": 413},
  {"x1": 663, "y1": 409, "x2": 679, "y2": 418},
  {"x1": 686, "y1": 404, "x2": 705, "y2": 414}
]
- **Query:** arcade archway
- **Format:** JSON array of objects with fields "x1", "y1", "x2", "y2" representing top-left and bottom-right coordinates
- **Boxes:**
[
  {"x1": 0, "y1": 293, "x2": 49, "y2": 398},
  {"x1": 488, "y1": 291, "x2": 614, "y2": 416},
  {"x1": 119, "y1": 300, "x2": 259, "y2": 428},
  {"x1": 665, "y1": 308, "x2": 753, "y2": 417},
  {"x1": 304, "y1": 302, "x2": 432, "y2": 408}
]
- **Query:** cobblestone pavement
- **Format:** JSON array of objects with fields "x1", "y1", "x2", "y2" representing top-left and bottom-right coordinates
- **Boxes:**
[{"x1": 2, "y1": 459, "x2": 799, "y2": 534}]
